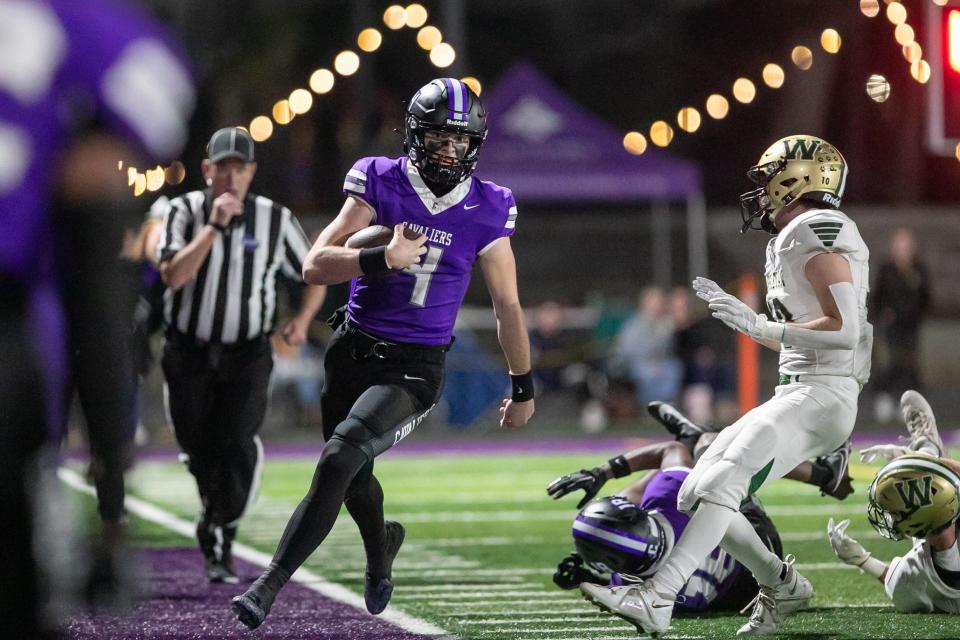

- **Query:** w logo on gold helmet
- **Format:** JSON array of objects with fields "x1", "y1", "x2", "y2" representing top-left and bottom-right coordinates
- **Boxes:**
[
  {"x1": 739, "y1": 134, "x2": 848, "y2": 234},
  {"x1": 866, "y1": 453, "x2": 960, "y2": 540}
]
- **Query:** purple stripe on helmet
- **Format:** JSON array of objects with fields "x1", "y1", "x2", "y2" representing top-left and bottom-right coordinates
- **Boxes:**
[
  {"x1": 454, "y1": 78, "x2": 468, "y2": 119},
  {"x1": 574, "y1": 515, "x2": 652, "y2": 544},
  {"x1": 573, "y1": 529, "x2": 649, "y2": 557},
  {"x1": 443, "y1": 78, "x2": 457, "y2": 117}
]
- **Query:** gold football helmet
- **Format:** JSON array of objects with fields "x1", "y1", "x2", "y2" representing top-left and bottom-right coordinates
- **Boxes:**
[
  {"x1": 739, "y1": 134, "x2": 847, "y2": 234},
  {"x1": 866, "y1": 453, "x2": 960, "y2": 540}
]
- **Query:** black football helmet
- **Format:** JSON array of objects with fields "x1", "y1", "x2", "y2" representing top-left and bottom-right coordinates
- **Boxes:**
[
  {"x1": 403, "y1": 78, "x2": 487, "y2": 186},
  {"x1": 572, "y1": 496, "x2": 666, "y2": 577}
]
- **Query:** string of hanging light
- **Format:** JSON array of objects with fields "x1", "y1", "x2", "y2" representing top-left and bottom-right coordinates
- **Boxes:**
[{"x1": 126, "y1": 3, "x2": 481, "y2": 196}]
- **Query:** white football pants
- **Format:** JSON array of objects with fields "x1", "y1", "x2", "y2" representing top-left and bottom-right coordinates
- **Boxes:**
[{"x1": 677, "y1": 374, "x2": 859, "y2": 512}]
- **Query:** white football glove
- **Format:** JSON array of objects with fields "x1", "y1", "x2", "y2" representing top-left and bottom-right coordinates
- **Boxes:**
[
  {"x1": 859, "y1": 444, "x2": 911, "y2": 464},
  {"x1": 692, "y1": 277, "x2": 782, "y2": 342},
  {"x1": 827, "y1": 518, "x2": 871, "y2": 566}
]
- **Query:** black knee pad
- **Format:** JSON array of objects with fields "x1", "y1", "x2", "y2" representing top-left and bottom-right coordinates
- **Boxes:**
[{"x1": 319, "y1": 435, "x2": 371, "y2": 480}]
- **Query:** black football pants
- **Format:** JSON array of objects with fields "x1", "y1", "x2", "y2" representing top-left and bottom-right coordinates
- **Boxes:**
[
  {"x1": 0, "y1": 291, "x2": 52, "y2": 638},
  {"x1": 271, "y1": 326, "x2": 443, "y2": 576},
  {"x1": 161, "y1": 335, "x2": 272, "y2": 530}
]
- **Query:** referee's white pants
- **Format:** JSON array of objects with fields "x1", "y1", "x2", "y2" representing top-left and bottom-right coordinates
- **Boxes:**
[{"x1": 677, "y1": 374, "x2": 859, "y2": 513}]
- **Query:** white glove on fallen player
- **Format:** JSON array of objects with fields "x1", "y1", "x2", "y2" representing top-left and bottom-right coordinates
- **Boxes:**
[
  {"x1": 827, "y1": 518, "x2": 871, "y2": 566},
  {"x1": 692, "y1": 277, "x2": 782, "y2": 342},
  {"x1": 860, "y1": 444, "x2": 911, "y2": 464},
  {"x1": 827, "y1": 518, "x2": 888, "y2": 578}
]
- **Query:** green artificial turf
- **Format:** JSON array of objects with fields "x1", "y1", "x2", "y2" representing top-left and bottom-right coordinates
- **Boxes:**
[{"x1": 65, "y1": 451, "x2": 959, "y2": 639}]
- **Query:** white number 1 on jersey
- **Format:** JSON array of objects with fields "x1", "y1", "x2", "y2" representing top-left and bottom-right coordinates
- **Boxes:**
[{"x1": 405, "y1": 246, "x2": 443, "y2": 307}]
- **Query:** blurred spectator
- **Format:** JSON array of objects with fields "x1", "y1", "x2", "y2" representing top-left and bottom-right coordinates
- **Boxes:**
[
  {"x1": 670, "y1": 287, "x2": 736, "y2": 425},
  {"x1": 610, "y1": 287, "x2": 682, "y2": 407},
  {"x1": 530, "y1": 301, "x2": 574, "y2": 393},
  {"x1": 870, "y1": 227, "x2": 932, "y2": 422},
  {"x1": 270, "y1": 334, "x2": 324, "y2": 429}
]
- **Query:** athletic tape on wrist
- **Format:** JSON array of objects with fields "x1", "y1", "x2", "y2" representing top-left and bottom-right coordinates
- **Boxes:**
[
  {"x1": 358, "y1": 246, "x2": 391, "y2": 275},
  {"x1": 608, "y1": 455, "x2": 631, "y2": 478},
  {"x1": 510, "y1": 371, "x2": 534, "y2": 402},
  {"x1": 857, "y1": 554, "x2": 887, "y2": 579}
]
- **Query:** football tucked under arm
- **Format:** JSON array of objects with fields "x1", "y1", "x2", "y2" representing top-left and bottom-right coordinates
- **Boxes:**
[
  {"x1": 343, "y1": 224, "x2": 393, "y2": 248},
  {"x1": 344, "y1": 224, "x2": 423, "y2": 249}
]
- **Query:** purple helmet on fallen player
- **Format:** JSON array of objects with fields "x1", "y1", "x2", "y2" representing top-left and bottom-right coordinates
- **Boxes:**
[
  {"x1": 572, "y1": 496, "x2": 666, "y2": 576},
  {"x1": 403, "y1": 78, "x2": 487, "y2": 186}
]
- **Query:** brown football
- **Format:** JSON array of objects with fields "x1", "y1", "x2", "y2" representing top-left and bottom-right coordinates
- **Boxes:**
[{"x1": 345, "y1": 224, "x2": 420, "y2": 248}]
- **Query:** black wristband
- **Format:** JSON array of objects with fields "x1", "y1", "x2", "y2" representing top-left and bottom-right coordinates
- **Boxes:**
[
  {"x1": 208, "y1": 221, "x2": 228, "y2": 233},
  {"x1": 510, "y1": 371, "x2": 535, "y2": 402},
  {"x1": 608, "y1": 455, "x2": 631, "y2": 478},
  {"x1": 358, "y1": 246, "x2": 391, "y2": 275}
]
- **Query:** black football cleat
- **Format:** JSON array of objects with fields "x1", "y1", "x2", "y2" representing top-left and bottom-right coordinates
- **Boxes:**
[
  {"x1": 647, "y1": 401, "x2": 716, "y2": 439},
  {"x1": 206, "y1": 556, "x2": 238, "y2": 584},
  {"x1": 816, "y1": 440, "x2": 854, "y2": 501},
  {"x1": 231, "y1": 563, "x2": 290, "y2": 630},
  {"x1": 232, "y1": 591, "x2": 269, "y2": 630},
  {"x1": 364, "y1": 520, "x2": 405, "y2": 615}
]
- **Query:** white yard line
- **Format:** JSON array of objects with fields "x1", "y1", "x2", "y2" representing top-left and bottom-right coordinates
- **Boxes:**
[
  {"x1": 427, "y1": 599, "x2": 582, "y2": 607},
  {"x1": 338, "y1": 567, "x2": 553, "y2": 579},
  {"x1": 58, "y1": 467, "x2": 448, "y2": 637},
  {"x1": 402, "y1": 582, "x2": 541, "y2": 592},
  {"x1": 384, "y1": 504, "x2": 863, "y2": 523},
  {"x1": 491, "y1": 626, "x2": 634, "y2": 634},
  {"x1": 779, "y1": 529, "x2": 881, "y2": 541},
  {"x1": 394, "y1": 591, "x2": 564, "y2": 601},
  {"x1": 457, "y1": 617, "x2": 610, "y2": 625},
  {"x1": 796, "y1": 562, "x2": 854, "y2": 570},
  {"x1": 445, "y1": 608, "x2": 608, "y2": 616}
]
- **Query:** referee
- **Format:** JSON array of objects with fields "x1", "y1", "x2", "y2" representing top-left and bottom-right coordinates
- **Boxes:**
[{"x1": 157, "y1": 127, "x2": 326, "y2": 583}]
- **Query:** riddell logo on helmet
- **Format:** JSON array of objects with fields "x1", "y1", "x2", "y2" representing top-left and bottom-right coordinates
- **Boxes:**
[
  {"x1": 822, "y1": 193, "x2": 841, "y2": 207},
  {"x1": 445, "y1": 119, "x2": 469, "y2": 127}
]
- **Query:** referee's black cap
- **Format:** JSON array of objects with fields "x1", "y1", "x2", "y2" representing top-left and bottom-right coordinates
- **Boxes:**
[{"x1": 207, "y1": 127, "x2": 255, "y2": 163}]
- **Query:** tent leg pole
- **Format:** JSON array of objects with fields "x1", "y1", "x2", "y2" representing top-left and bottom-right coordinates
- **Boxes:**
[
  {"x1": 686, "y1": 193, "x2": 707, "y2": 281},
  {"x1": 652, "y1": 201, "x2": 670, "y2": 287}
]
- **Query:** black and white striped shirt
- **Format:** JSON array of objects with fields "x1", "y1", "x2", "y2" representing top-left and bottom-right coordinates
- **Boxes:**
[{"x1": 156, "y1": 190, "x2": 311, "y2": 344}]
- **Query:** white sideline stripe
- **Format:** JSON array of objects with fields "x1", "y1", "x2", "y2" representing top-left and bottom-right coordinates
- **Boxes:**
[
  {"x1": 394, "y1": 591, "x2": 563, "y2": 601},
  {"x1": 57, "y1": 468, "x2": 448, "y2": 637}
]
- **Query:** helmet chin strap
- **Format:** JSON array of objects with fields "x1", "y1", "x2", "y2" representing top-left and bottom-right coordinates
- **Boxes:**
[{"x1": 421, "y1": 171, "x2": 456, "y2": 197}]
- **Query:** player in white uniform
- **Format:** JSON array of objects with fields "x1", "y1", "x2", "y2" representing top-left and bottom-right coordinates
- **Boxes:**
[
  {"x1": 828, "y1": 391, "x2": 960, "y2": 614},
  {"x1": 581, "y1": 135, "x2": 872, "y2": 636}
]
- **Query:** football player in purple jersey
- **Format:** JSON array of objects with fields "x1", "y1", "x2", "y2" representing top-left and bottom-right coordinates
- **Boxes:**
[
  {"x1": 548, "y1": 403, "x2": 785, "y2": 615},
  {"x1": 0, "y1": 0, "x2": 194, "y2": 635},
  {"x1": 232, "y1": 78, "x2": 535, "y2": 629}
]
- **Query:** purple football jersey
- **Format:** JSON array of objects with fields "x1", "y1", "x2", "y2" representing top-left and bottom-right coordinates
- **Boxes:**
[
  {"x1": 640, "y1": 467, "x2": 693, "y2": 539},
  {"x1": 0, "y1": 0, "x2": 194, "y2": 281},
  {"x1": 342, "y1": 156, "x2": 517, "y2": 345},
  {"x1": 0, "y1": 0, "x2": 193, "y2": 434},
  {"x1": 639, "y1": 467, "x2": 746, "y2": 612}
]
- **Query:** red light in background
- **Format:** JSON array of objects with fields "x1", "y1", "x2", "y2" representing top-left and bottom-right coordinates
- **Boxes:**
[{"x1": 949, "y1": 9, "x2": 960, "y2": 72}]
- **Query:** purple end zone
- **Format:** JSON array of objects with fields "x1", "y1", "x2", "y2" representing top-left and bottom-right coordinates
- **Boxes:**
[{"x1": 63, "y1": 548, "x2": 436, "y2": 640}]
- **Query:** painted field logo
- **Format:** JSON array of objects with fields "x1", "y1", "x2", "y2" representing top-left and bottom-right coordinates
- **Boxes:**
[
  {"x1": 782, "y1": 138, "x2": 821, "y2": 160},
  {"x1": 894, "y1": 475, "x2": 933, "y2": 510}
]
